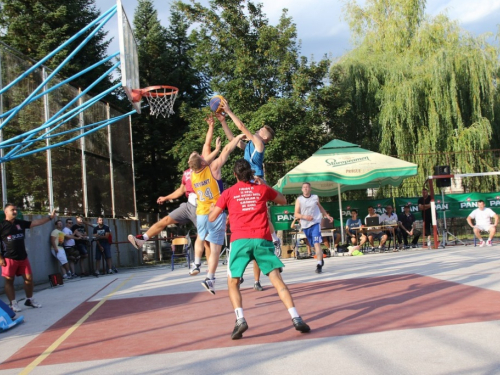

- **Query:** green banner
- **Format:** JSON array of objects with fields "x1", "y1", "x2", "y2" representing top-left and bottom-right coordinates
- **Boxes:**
[
  {"x1": 395, "y1": 192, "x2": 500, "y2": 219},
  {"x1": 271, "y1": 192, "x2": 500, "y2": 230},
  {"x1": 270, "y1": 198, "x2": 393, "y2": 231}
]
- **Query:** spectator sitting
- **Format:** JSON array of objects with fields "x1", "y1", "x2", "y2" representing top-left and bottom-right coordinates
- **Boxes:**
[
  {"x1": 365, "y1": 206, "x2": 388, "y2": 251},
  {"x1": 345, "y1": 209, "x2": 367, "y2": 254},
  {"x1": 379, "y1": 205, "x2": 400, "y2": 251},
  {"x1": 398, "y1": 204, "x2": 421, "y2": 248},
  {"x1": 50, "y1": 220, "x2": 72, "y2": 279},
  {"x1": 467, "y1": 200, "x2": 498, "y2": 247}
]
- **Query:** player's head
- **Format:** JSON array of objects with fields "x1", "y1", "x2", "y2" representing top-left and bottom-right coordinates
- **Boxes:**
[
  {"x1": 301, "y1": 182, "x2": 311, "y2": 196},
  {"x1": 478, "y1": 200, "x2": 485, "y2": 209},
  {"x1": 351, "y1": 209, "x2": 358, "y2": 218},
  {"x1": 4, "y1": 203, "x2": 17, "y2": 220},
  {"x1": 55, "y1": 219, "x2": 63, "y2": 229},
  {"x1": 97, "y1": 216, "x2": 104, "y2": 226},
  {"x1": 66, "y1": 218, "x2": 73, "y2": 227},
  {"x1": 188, "y1": 152, "x2": 206, "y2": 172},
  {"x1": 257, "y1": 125, "x2": 275, "y2": 144},
  {"x1": 233, "y1": 159, "x2": 253, "y2": 182},
  {"x1": 422, "y1": 188, "x2": 428, "y2": 197}
]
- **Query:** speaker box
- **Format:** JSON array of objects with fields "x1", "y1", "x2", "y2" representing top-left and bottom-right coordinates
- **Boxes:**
[{"x1": 434, "y1": 165, "x2": 451, "y2": 187}]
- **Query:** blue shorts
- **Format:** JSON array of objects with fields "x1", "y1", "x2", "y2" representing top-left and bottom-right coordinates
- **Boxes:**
[
  {"x1": 95, "y1": 243, "x2": 112, "y2": 260},
  {"x1": 197, "y1": 213, "x2": 227, "y2": 245},
  {"x1": 75, "y1": 242, "x2": 88, "y2": 256},
  {"x1": 303, "y1": 223, "x2": 322, "y2": 245}
]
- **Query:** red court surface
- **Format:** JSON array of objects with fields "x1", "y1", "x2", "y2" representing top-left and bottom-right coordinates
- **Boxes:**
[{"x1": 3, "y1": 273, "x2": 500, "y2": 370}]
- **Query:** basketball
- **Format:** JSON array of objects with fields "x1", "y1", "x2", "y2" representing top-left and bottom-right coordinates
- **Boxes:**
[{"x1": 209, "y1": 95, "x2": 225, "y2": 113}]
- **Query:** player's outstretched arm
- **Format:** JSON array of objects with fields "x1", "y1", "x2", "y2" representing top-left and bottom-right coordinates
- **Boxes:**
[
  {"x1": 317, "y1": 202, "x2": 333, "y2": 222},
  {"x1": 202, "y1": 115, "x2": 215, "y2": 158},
  {"x1": 31, "y1": 209, "x2": 57, "y2": 227},
  {"x1": 203, "y1": 137, "x2": 222, "y2": 167},
  {"x1": 157, "y1": 184, "x2": 187, "y2": 205},
  {"x1": 219, "y1": 100, "x2": 254, "y2": 150}
]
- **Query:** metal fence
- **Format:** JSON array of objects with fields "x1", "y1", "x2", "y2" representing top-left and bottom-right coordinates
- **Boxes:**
[{"x1": 0, "y1": 43, "x2": 136, "y2": 218}]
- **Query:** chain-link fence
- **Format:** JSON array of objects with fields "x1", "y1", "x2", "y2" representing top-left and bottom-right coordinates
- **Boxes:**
[{"x1": 0, "y1": 43, "x2": 135, "y2": 218}]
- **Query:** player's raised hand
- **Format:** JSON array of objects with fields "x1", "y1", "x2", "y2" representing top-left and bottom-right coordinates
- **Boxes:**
[
  {"x1": 215, "y1": 112, "x2": 226, "y2": 122},
  {"x1": 219, "y1": 98, "x2": 231, "y2": 113},
  {"x1": 215, "y1": 137, "x2": 222, "y2": 151},
  {"x1": 205, "y1": 114, "x2": 215, "y2": 127}
]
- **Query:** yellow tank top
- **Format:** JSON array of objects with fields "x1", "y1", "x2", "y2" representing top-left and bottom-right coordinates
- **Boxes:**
[{"x1": 191, "y1": 166, "x2": 224, "y2": 215}]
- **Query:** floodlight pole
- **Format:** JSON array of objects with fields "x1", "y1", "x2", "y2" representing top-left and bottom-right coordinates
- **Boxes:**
[
  {"x1": 0, "y1": 47, "x2": 6, "y2": 206},
  {"x1": 43, "y1": 67, "x2": 54, "y2": 212}
]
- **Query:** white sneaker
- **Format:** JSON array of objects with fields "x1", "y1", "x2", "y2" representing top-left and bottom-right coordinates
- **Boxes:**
[
  {"x1": 479, "y1": 240, "x2": 485, "y2": 247},
  {"x1": 9, "y1": 300, "x2": 21, "y2": 312},
  {"x1": 25, "y1": 298, "x2": 42, "y2": 308},
  {"x1": 189, "y1": 263, "x2": 201, "y2": 276},
  {"x1": 62, "y1": 273, "x2": 69, "y2": 279},
  {"x1": 487, "y1": 240, "x2": 493, "y2": 247},
  {"x1": 201, "y1": 278, "x2": 216, "y2": 295},
  {"x1": 127, "y1": 234, "x2": 146, "y2": 249}
]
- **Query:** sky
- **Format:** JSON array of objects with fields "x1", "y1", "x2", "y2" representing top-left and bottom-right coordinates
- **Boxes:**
[{"x1": 98, "y1": 0, "x2": 500, "y2": 63}]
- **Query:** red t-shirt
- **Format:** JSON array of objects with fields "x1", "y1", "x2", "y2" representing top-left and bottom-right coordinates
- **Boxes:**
[
  {"x1": 216, "y1": 181, "x2": 277, "y2": 241},
  {"x1": 181, "y1": 169, "x2": 194, "y2": 197}
]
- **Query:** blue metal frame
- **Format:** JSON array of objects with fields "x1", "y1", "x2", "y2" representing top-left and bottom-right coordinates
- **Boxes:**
[{"x1": 0, "y1": 4, "x2": 139, "y2": 164}]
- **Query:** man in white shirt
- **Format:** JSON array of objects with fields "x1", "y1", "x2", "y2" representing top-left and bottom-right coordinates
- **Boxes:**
[
  {"x1": 365, "y1": 206, "x2": 388, "y2": 251},
  {"x1": 379, "y1": 205, "x2": 400, "y2": 250},
  {"x1": 467, "y1": 200, "x2": 498, "y2": 247}
]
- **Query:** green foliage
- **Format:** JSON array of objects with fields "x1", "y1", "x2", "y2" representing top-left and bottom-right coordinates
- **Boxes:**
[{"x1": 339, "y1": 0, "x2": 500, "y2": 196}]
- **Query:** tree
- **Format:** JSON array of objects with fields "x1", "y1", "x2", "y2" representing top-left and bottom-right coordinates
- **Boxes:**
[
  {"x1": 0, "y1": 0, "x2": 114, "y2": 95},
  {"x1": 338, "y1": 0, "x2": 500, "y2": 195},
  {"x1": 174, "y1": 0, "x2": 336, "y2": 186}
]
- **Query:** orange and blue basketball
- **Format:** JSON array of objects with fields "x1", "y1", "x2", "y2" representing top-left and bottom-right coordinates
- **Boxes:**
[{"x1": 209, "y1": 95, "x2": 225, "y2": 113}]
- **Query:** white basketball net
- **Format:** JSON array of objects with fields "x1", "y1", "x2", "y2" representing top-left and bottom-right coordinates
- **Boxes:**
[{"x1": 143, "y1": 87, "x2": 178, "y2": 118}]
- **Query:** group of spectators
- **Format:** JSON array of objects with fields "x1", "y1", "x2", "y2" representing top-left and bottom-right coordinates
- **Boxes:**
[{"x1": 50, "y1": 215, "x2": 114, "y2": 279}]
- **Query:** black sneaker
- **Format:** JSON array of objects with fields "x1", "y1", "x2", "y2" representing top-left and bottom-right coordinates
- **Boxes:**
[
  {"x1": 253, "y1": 281, "x2": 263, "y2": 291},
  {"x1": 201, "y1": 278, "x2": 216, "y2": 295},
  {"x1": 292, "y1": 317, "x2": 310, "y2": 333},
  {"x1": 315, "y1": 263, "x2": 322, "y2": 274},
  {"x1": 231, "y1": 318, "x2": 248, "y2": 340},
  {"x1": 189, "y1": 263, "x2": 201, "y2": 276},
  {"x1": 24, "y1": 298, "x2": 42, "y2": 308}
]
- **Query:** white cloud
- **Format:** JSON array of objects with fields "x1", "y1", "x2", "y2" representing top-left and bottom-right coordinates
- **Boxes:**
[{"x1": 427, "y1": 0, "x2": 500, "y2": 24}]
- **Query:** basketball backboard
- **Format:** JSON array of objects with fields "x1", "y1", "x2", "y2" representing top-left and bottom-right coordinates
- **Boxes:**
[{"x1": 117, "y1": 0, "x2": 141, "y2": 114}]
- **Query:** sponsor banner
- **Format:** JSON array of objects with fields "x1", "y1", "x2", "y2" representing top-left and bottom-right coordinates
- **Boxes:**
[
  {"x1": 271, "y1": 192, "x2": 500, "y2": 230},
  {"x1": 395, "y1": 192, "x2": 500, "y2": 220},
  {"x1": 270, "y1": 198, "x2": 393, "y2": 231}
]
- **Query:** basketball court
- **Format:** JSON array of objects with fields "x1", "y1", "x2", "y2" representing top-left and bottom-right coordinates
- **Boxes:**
[{"x1": 1, "y1": 246, "x2": 500, "y2": 374}]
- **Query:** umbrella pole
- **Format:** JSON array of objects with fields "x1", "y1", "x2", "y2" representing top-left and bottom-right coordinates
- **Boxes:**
[{"x1": 338, "y1": 185, "x2": 344, "y2": 243}]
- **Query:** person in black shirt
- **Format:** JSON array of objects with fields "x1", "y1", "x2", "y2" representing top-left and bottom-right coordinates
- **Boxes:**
[
  {"x1": 71, "y1": 215, "x2": 91, "y2": 276},
  {"x1": 93, "y1": 216, "x2": 112, "y2": 276},
  {"x1": 418, "y1": 188, "x2": 432, "y2": 246},
  {"x1": 398, "y1": 205, "x2": 421, "y2": 248},
  {"x1": 0, "y1": 203, "x2": 56, "y2": 312}
]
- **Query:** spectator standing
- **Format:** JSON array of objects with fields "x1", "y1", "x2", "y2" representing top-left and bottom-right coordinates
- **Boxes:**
[
  {"x1": 93, "y1": 217, "x2": 112, "y2": 276},
  {"x1": 63, "y1": 218, "x2": 80, "y2": 277},
  {"x1": 71, "y1": 215, "x2": 90, "y2": 276},
  {"x1": 51, "y1": 220, "x2": 72, "y2": 279},
  {"x1": 0, "y1": 204, "x2": 55, "y2": 312},
  {"x1": 418, "y1": 188, "x2": 432, "y2": 247}
]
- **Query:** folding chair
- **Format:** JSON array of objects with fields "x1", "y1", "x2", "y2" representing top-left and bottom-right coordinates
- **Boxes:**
[{"x1": 171, "y1": 237, "x2": 190, "y2": 271}]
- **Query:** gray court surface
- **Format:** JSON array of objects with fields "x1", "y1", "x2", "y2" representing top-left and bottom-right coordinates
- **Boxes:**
[{"x1": 1, "y1": 245, "x2": 500, "y2": 375}]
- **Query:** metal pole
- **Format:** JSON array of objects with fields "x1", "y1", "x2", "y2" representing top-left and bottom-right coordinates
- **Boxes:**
[
  {"x1": 129, "y1": 115, "x2": 137, "y2": 219},
  {"x1": 0, "y1": 46, "x2": 7, "y2": 206},
  {"x1": 44, "y1": 67, "x2": 54, "y2": 211},
  {"x1": 337, "y1": 185, "x2": 344, "y2": 242},
  {"x1": 107, "y1": 103, "x2": 115, "y2": 218},
  {"x1": 427, "y1": 180, "x2": 439, "y2": 249},
  {"x1": 79, "y1": 89, "x2": 88, "y2": 216}
]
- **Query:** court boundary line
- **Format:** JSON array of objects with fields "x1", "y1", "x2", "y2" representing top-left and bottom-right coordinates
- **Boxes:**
[{"x1": 19, "y1": 274, "x2": 135, "y2": 375}]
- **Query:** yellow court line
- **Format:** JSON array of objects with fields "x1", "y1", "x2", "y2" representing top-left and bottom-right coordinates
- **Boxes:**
[{"x1": 19, "y1": 274, "x2": 135, "y2": 375}]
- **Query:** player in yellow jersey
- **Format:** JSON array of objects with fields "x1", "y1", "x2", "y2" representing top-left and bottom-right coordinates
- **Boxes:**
[{"x1": 188, "y1": 133, "x2": 246, "y2": 294}]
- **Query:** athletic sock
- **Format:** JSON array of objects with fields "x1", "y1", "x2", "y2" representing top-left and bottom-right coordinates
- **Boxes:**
[
  {"x1": 143, "y1": 233, "x2": 150, "y2": 241},
  {"x1": 288, "y1": 307, "x2": 299, "y2": 319},
  {"x1": 318, "y1": 260, "x2": 323, "y2": 265},
  {"x1": 195, "y1": 257, "x2": 201, "y2": 265},
  {"x1": 271, "y1": 233, "x2": 279, "y2": 242},
  {"x1": 207, "y1": 272, "x2": 215, "y2": 280},
  {"x1": 235, "y1": 308, "x2": 244, "y2": 319}
]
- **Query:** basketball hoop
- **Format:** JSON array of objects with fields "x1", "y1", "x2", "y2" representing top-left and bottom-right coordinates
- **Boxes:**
[{"x1": 132, "y1": 86, "x2": 179, "y2": 118}]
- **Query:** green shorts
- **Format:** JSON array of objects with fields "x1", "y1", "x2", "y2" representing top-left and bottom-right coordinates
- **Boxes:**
[{"x1": 228, "y1": 239, "x2": 284, "y2": 278}]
